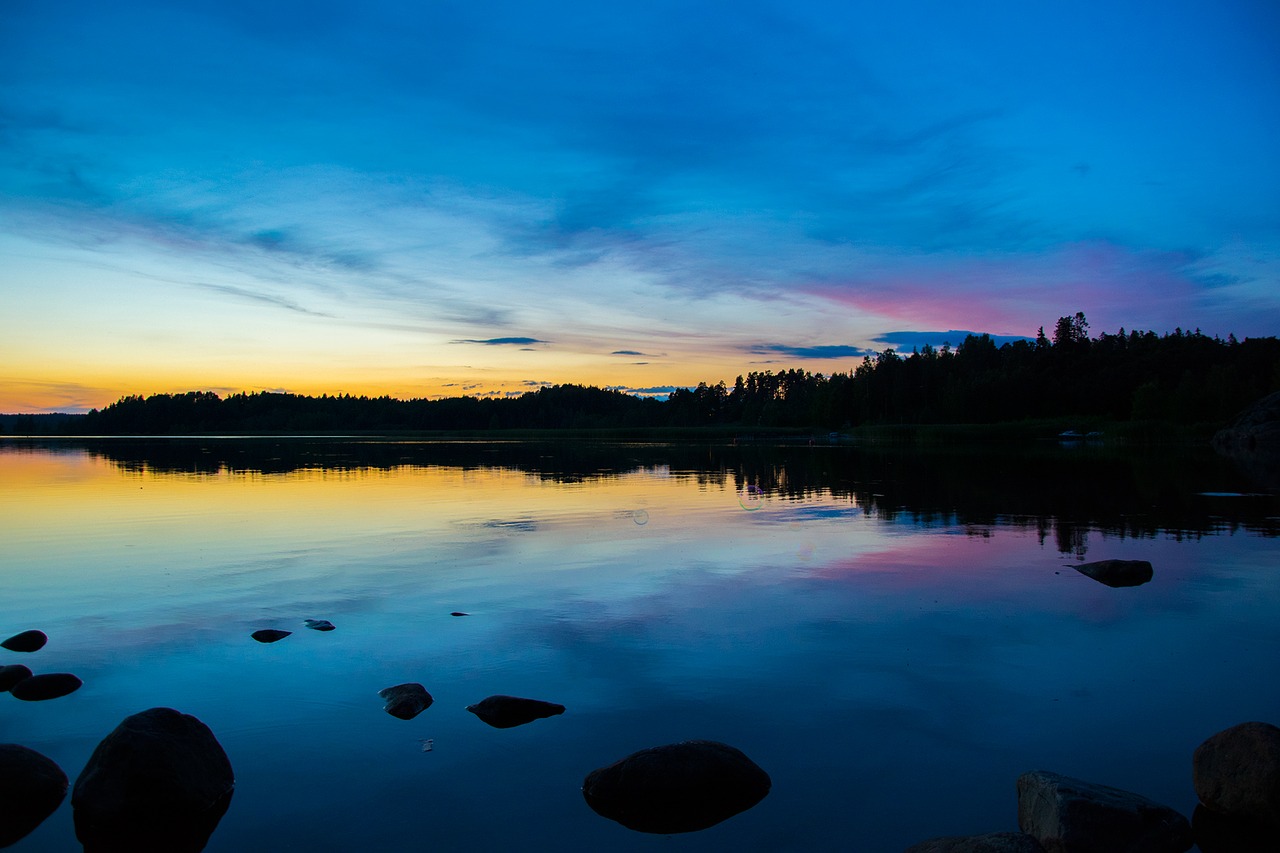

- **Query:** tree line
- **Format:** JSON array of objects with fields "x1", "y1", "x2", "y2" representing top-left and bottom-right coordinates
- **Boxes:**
[{"x1": 29, "y1": 314, "x2": 1280, "y2": 435}]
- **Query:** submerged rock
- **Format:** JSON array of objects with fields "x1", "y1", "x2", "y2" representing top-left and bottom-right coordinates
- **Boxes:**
[
  {"x1": 466, "y1": 695, "x2": 565, "y2": 728},
  {"x1": 303, "y1": 619, "x2": 335, "y2": 632},
  {"x1": 0, "y1": 664, "x2": 32, "y2": 692},
  {"x1": 0, "y1": 744, "x2": 68, "y2": 847},
  {"x1": 1017, "y1": 770, "x2": 1192, "y2": 853},
  {"x1": 1074, "y1": 559, "x2": 1154, "y2": 588},
  {"x1": 250, "y1": 629, "x2": 291, "y2": 643},
  {"x1": 1193, "y1": 721, "x2": 1280, "y2": 828},
  {"x1": 905, "y1": 832, "x2": 1046, "y2": 853},
  {"x1": 72, "y1": 707, "x2": 234, "y2": 853},
  {"x1": 379, "y1": 683, "x2": 433, "y2": 720},
  {"x1": 10, "y1": 673, "x2": 82, "y2": 701},
  {"x1": 1, "y1": 630, "x2": 47, "y2": 653},
  {"x1": 583, "y1": 740, "x2": 771, "y2": 834}
]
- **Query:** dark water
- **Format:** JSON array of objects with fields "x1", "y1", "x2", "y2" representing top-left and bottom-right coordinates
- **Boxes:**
[{"x1": 1, "y1": 438, "x2": 1277, "y2": 851}]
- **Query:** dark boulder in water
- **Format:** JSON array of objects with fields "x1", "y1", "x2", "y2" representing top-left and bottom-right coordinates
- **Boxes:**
[
  {"x1": 1017, "y1": 769, "x2": 1192, "y2": 853},
  {"x1": 379, "y1": 683, "x2": 433, "y2": 720},
  {"x1": 72, "y1": 707, "x2": 234, "y2": 853},
  {"x1": 1074, "y1": 559, "x2": 1154, "y2": 588},
  {"x1": 0, "y1": 743, "x2": 68, "y2": 847},
  {"x1": 583, "y1": 740, "x2": 771, "y2": 834},
  {"x1": 0, "y1": 664, "x2": 32, "y2": 692},
  {"x1": 10, "y1": 673, "x2": 82, "y2": 701},
  {"x1": 303, "y1": 619, "x2": 335, "y2": 631},
  {"x1": 1, "y1": 630, "x2": 47, "y2": 653},
  {"x1": 466, "y1": 695, "x2": 565, "y2": 728},
  {"x1": 1193, "y1": 721, "x2": 1280, "y2": 828},
  {"x1": 450, "y1": 612, "x2": 469, "y2": 617},
  {"x1": 250, "y1": 629, "x2": 291, "y2": 643}
]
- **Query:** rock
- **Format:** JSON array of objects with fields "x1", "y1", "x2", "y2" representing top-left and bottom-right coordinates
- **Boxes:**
[
  {"x1": 1213, "y1": 390, "x2": 1280, "y2": 453},
  {"x1": 10, "y1": 672, "x2": 82, "y2": 701},
  {"x1": 1192, "y1": 721, "x2": 1280, "y2": 827},
  {"x1": 582, "y1": 740, "x2": 771, "y2": 834},
  {"x1": 0, "y1": 744, "x2": 68, "y2": 847},
  {"x1": 72, "y1": 707, "x2": 234, "y2": 853},
  {"x1": 303, "y1": 619, "x2": 335, "y2": 631},
  {"x1": 1192, "y1": 803, "x2": 1275, "y2": 853},
  {"x1": 1017, "y1": 770, "x2": 1192, "y2": 853},
  {"x1": 250, "y1": 629, "x2": 291, "y2": 643},
  {"x1": 0, "y1": 664, "x2": 32, "y2": 692},
  {"x1": 450, "y1": 612, "x2": 469, "y2": 617},
  {"x1": 1074, "y1": 559, "x2": 1154, "y2": 588},
  {"x1": 1, "y1": 630, "x2": 47, "y2": 653},
  {"x1": 905, "y1": 832, "x2": 1046, "y2": 852},
  {"x1": 379, "y1": 683, "x2": 433, "y2": 720},
  {"x1": 466, "y1": 695, "x2": 565, "y2": 728}
]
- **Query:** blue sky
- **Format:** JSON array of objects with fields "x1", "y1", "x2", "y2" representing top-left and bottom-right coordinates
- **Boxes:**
[{"x1": 2, "y1": 0, "x2": 1277, "y2": 410}]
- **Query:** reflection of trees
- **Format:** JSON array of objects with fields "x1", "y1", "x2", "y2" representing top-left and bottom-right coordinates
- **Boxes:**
[{"x1": 19, "y1": 438, "x2": 1279, "y2": 546}]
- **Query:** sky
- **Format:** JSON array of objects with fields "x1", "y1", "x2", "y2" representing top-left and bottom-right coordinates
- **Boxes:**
[{"x1": 2, "y1": 0, "x2": 1278, "y2": 412}]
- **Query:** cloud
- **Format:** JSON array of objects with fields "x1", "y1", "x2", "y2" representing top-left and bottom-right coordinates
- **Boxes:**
[
  {"x1": 746, "y1": 344, "x2": 873, "y2": 360},
  {"x1": 450, "y1": 337, "x2": 548, "y2": 346},
  {"x1": 874, "y1": 331, "x2": 1033, "y2": 350},
  {"x1": 611, "y1": 350, "x2": 644, "y2": 356}
]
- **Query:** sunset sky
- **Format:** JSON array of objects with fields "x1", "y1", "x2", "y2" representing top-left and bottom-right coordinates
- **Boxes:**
[{"x1": 3, "y1": 0, "x2": 1278, "y2": 412}]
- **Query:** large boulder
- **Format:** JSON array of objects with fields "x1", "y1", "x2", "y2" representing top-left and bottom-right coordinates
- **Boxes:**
[
  {"x1": 1073, "y1": 560, "x2": 1153, "y2": 588},
  {"x1": 1192, "y1": 721, "x2": 1280, "y2": 828},
  {"x1": 466, "y1": 695, "x2": 565, "y2": 729},
  {"x1": 1, "y1": 630, "x2": 47, "y2": 653},
  {"x1": 72, "y1": 707, "x2": 234, "y2": 853},
  {"x1": 0, "y1": 744, "x2": 68, "y2": 847},
  {"x1": 1192, "y1": 803, "x2": 1275, "y2": 853},
  {"x1": 10, "y1": 672, "x2": 82, "y2": 701},
  {"x1": 905, "y1": 832, "x2": 1046, "y2": 852},
  {"x1": 1017, "y1": 770, "x2": 1192, "y2": 853},
  {"x1": 379, "y1": 683, "x2": 433, "y2": 720},
  {"x1": 582, "y1": 740, "x2": 770, "y2": 834}
]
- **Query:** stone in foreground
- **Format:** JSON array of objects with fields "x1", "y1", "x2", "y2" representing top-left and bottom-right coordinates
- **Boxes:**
[
  {"x1": 905, "y1": 832, "x2": 1046, "y2": 852},
  {"x1": 1, "y1": 630, "x2": 47, "y2": 653},
  {"x1": 1073, "y1": 559, "x2": 1154, "y2": 588},
  {"x1": 303, "y1": 619, "x2": 335, "y2": 631},
  {"x1": 250, "y1": 629, "x2": 291, "y2": 643},
  {"x1": 1017, "y1": 770, "x2": 1191, "y2": 853},
  {"x1": 379, "y1": 683, "x2": 433, "y2": 720},
  {"x1": 466, "y1": 695, "x2": 565, "y2": 728},
  {"x1": 0, "y1": 744, "x2": 68, "y2": 847},
  {"x1": 1192, "y1": 803, "x2": 1275, "y2": 853},
  {"x1": 1192, "y1": 721, "x2": 1280, "y2": 828},
  {"x1": 72, "y1": 707, "x2": 234, "y2": 853},
  {"x1": 0, "y1": 664, "x2": 32, "y2": 692},
  {"x1": 10, "y1": 672, "x2": 82, "y2": 701},
  {"x1": 583, "y1": 740, "x2": 770, "y2": 834}
]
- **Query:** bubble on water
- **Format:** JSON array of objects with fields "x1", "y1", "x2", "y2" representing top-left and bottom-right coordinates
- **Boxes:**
[
  {"x1": 632, "y1": 509, "x2": 649, "y2": 525},
  {"x1": 737, "y1": 484, "x2": 764, "y2": 511}
]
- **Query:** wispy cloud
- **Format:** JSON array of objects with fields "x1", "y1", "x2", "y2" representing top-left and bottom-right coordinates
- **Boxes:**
[
  {"x1": 747, "y1": 344, "x2": 872, "y2": 360},
  {"x1": 450, "y1": 337, "x2": 548, "y2": 346}
]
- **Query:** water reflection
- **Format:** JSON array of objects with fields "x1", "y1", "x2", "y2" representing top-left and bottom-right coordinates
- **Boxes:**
[{"x1": 1, "y1": 438, "x2": 1277, "y2": 851}]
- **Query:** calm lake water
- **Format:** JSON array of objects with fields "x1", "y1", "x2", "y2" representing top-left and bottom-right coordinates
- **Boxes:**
[{"x1": 1, "y1": 437, "x2": 1277, "y2": 851}]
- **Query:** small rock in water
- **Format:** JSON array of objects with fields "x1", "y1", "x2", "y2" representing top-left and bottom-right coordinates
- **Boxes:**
[
  {"x1": 583, "y1": 740, "x2": 771, "y2": 834},
  {"x1": 379, "y1": 683, "x2": 433, "y2": 720},
  {"x1": 1073, "y1": 559, "x2": 1154, "y2": 588},
  {"x1": 466, "y1": 695, "x2": 565, "y2": 729},
  {"x1": 1, "y1": 630, "x2": 48, "y2": 653},
  {"x1": 0, "y1": 743, "x2": 68, "y2": 847},
  {"x1": 0, "y1": 664, "x2": 33, "y2": 692},
  {"x1": 450, "y1": 612, "x2": 469, "y2": 617},
  {"x1": 303, "y1": 619, "x2": 335, "y2": 632},
  {"x1": 10, "y1": 673, "x2": 82, "y2": 702},
  {"x1": 251, "y1": 629, "x2": 291, "y2": 643}
]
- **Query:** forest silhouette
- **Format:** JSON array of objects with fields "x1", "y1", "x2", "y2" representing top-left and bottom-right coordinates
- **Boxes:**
[{"x1": 26, "y1": 314, "x2": 1280, "y2": 435}]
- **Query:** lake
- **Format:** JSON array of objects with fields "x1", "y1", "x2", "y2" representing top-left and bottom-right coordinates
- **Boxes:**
[{"x1": 1, "y1": 437, "x2": 1277, "y2": 851}]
